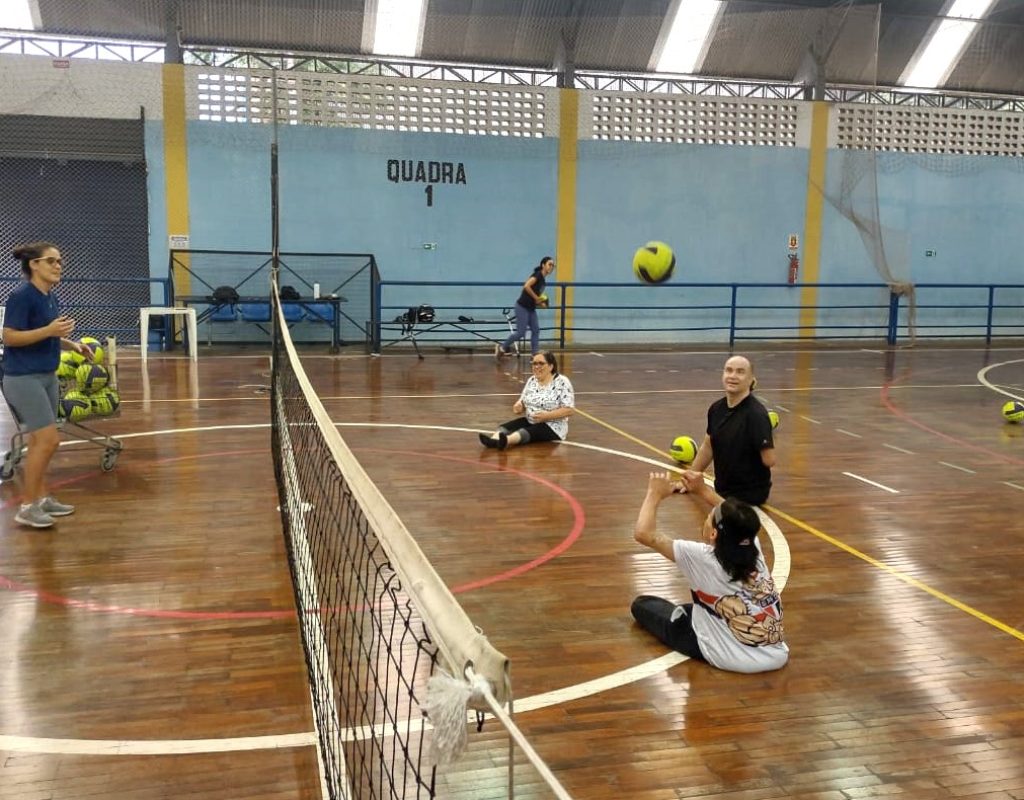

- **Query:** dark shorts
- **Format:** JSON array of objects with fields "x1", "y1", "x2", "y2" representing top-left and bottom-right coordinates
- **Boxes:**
[{"x1": 2, "y1": 371, "x2": 60, "y2": 432}]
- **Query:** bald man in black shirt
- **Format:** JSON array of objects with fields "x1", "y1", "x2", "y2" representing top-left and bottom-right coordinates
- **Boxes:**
[{"x1": 683, "y1": 355, "x2": 775, "y2": 505}]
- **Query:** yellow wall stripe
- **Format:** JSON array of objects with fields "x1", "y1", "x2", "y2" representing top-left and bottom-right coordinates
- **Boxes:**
[
  {"x1": 555, "y1": 89, "x2": 579, "y2": 344},
  {"x1": 799, "y1": 101, "x2": 829, "y2": 336},
  {"x1": 162, "y1": 63, "x2": 191, "y2": 302}
]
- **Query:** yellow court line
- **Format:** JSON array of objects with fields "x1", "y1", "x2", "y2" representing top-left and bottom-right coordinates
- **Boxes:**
[
  {"x1": 575, "y1": 403, "x2": 1024, "y2": 644},
  {"x1": 763, "y1": 503, "x2": 1024, "y2": 642},
  {"x1": 572, "y1": 407, "x2": 676, "y2": 466}
]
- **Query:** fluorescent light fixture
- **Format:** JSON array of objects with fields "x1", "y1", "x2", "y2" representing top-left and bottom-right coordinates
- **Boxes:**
[
  {"x1": 372, "y1": 0, "x2": 427, "y2": 58},
  {"x1": 654, "y1": 0, "x2": 723, "y2": 75},
  {"x1": 900, "y1": 0, "x2": 996, "y2": 89},
  {"x1": 0, "y1": 0, "x2": 37, "y2": 30}
]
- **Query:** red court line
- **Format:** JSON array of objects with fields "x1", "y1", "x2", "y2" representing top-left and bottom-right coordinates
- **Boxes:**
[
  {"x1": 881, "y1": 380, "x2": 1024, "y2": 467},
  {"x1": 0, "y1": 445, "x2": 585, "y2": 619}
]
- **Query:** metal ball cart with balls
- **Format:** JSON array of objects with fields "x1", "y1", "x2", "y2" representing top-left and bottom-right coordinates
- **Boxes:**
[{"x1": 0, "y1": 330, "x2": 124, "y2": 480}]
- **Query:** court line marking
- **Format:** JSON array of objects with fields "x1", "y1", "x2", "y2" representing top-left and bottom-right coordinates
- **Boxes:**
[
  {"x1": 0, "y1": 421, "x2": 788, "y2": 756},
  {"x1": 1004, "y1": 482, "x2": 1024, "y2": 492},
  {"x1": 113, "y1": 383, "x2": 993, "y2": 405},
  {"x1": 1, "y1": 448, "x2": 586, "y2": 617},
  {"x1": 841, "y1": 472, "x2": 899, "y2": 494},
  {"x1": 764, "y1": 503, "x2": 1024, "y2": 645},
  {"x1": 800, "y1": 415, "x2": 822, "y2": 424},
  {"x1": 836, "y1": 428, "x2": 862, "y2": 439},
  {"x1": 883, "y1": 443, "x2": 915, "y2": 455},
  {"x1": 880, "y1": 381, "x2": 1024, "y2": 467},
  {"x1": 977, "y1": 359, "x2": 1024, "y2": 403},
  {"x1": 938, "y1": 461, "x2": 976, "y2": 475}
]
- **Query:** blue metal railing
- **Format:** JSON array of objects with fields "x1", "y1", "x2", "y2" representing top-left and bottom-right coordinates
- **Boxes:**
[{"x1": 375, "y1": 280, "x2": 1024, "y2": 352}]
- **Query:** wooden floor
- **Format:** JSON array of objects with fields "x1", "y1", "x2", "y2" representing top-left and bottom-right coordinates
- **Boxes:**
[{"x1": 2, "y1": 342, "x2": 1024, "y2": 800}]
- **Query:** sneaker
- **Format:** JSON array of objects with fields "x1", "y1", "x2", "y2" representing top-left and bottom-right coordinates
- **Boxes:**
[
  {"x1": 478, "y1": 432, "x2": 499, "y2": 449},
  {"x1": 494, "y1": 343, "x2": 504, "y2": 358},
  {"x1": 497, "y1": 432, "x2": 509, "y2": 451},
  {"x1": 15, "y1": 503, "x2": 55, "y2": 529},
  {"x1": 40, "y1": 496, "x2": 75, "y2": 516}
]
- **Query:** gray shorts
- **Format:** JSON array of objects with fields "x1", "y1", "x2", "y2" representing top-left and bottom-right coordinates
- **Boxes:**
[{"x1": 2, "y1": 372, "x2": 60, "y2": 432}]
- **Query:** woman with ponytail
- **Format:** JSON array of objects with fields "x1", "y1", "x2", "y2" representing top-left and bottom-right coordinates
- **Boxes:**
[
  {"x1": 2, "y1": 242, "x2": 91, "y2": 528},
  {"x1": 630, "y1": 470, "x2": 788, "y2": 673},
  {"x1": 496, "y1": 256, "x2": 555, "y2": 357}
]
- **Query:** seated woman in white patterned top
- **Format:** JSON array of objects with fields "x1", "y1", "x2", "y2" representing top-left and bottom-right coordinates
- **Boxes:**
[{"x1": 479, "y1": 350, "x2": 575, "y2": 450}]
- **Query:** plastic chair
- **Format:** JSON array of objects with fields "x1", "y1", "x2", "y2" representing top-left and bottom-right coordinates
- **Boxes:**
[{"x1": 238, "y1": 303, "x2": 272, "y2": 323}]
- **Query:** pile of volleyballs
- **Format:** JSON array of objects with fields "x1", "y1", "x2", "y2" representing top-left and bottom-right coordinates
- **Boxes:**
[{"x1": 55, "y1": 336, "x2": 120, "y2": 422}]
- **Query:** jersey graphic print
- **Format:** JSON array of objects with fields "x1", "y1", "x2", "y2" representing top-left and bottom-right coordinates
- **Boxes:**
[{"x1": 693, "y1": 574, "x2": 784, "y2": 647}]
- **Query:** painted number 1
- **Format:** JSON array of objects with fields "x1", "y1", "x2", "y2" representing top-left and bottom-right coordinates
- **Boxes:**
[{"x1": 425, "y1": 185, "x2": 433, "y2": 207}]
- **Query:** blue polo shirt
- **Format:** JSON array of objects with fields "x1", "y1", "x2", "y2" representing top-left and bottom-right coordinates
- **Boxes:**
[{"x1": 3, "y1": 282, "x2": 61, "y2": 376}]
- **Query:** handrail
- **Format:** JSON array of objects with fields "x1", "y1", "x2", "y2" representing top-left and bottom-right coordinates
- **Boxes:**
[{"x1": 375, "y1": 280, "x2": 1024, "y2": 351}]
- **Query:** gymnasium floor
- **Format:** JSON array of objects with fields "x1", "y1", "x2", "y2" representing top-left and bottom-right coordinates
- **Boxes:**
[{"x1": 1, "y1": 342, "x2": 1023, "y2": 799}]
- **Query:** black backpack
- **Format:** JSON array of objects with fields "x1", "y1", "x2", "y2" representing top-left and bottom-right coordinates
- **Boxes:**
[
  {"x1": 211, "y1": 285, "x2": 240, "y2": 305},
  {"x1": 280, "y1": 285, "x2": 300, "y2": 301}
]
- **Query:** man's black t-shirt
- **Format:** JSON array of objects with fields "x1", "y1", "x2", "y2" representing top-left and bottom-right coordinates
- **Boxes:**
[{"x1": 706, "y1": 394, "x2": 774, "y2": 505}]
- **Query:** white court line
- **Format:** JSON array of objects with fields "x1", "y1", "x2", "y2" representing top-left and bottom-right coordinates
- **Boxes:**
[
  {"x1": 6, "y1": 421, "x2": 791, "y2": 756},
  {"x1": 589, "y1": 351, "x2": 604, "y2": 357},
  {"x1": 977, "y1": 359, "x2": 1024, "y2": 403},
  {"x1": 939, "y1": 461, "x2": 976, "y2": 474},
  {"x1": 836, "y1": 428, "x2": 862, "y2": 439},
  {"x1": 842, "y1": 472, "x2": 899, "y2": 494},
  {"x1": 0, "y1": 733, "x2": 317, "y2": 755},
  {"x1": 800, "y1": 415, "x2": 822, "y2": 425},
  {"x1": 1003, "y1": 482, "x2": 1024, "y2": 492},
  {"x1": 112, "y1": 382, "x2": 993, "y2": 406},
  {"x1": 883, "y1": 443, "x2": 915, "y2": 455}
]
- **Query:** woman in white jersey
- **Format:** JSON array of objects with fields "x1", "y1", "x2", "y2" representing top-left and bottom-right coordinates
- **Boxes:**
[
  {"x1": 631, "y1": 470, "x2": 788, "y2": 673},
  {"x1": 479, "y1": 350, "x2": 574, "y2": 450}
]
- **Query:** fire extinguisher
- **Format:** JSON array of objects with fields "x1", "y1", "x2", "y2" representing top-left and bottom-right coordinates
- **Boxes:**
[{"x1": 787, "y1": 253, "x2": 799, "y2": 285}]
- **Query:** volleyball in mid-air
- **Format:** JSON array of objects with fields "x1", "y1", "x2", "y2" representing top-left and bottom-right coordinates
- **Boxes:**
[
  {"x1": 669, "y1": 435, "x2": 698, "y2": 464},
  {"x1": 632, "y1": 241, "x2": 676, "y2": 284},
  {"x1": 1003, "y1": 400, "x2": 1024, "y2": 423}
]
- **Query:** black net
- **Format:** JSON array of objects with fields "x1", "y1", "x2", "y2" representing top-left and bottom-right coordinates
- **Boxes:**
[{"x1": 270, "y1": 287, "x2": 440, "y2": 800}]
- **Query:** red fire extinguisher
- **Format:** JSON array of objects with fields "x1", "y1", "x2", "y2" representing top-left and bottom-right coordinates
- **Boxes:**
[{"x1": 787, "y1": 253, "x2": 799, "y2": 285}]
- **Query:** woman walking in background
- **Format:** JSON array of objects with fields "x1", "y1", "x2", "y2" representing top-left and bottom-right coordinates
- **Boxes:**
[{"x1": 496, "y1": 256, "x2": 554, "y2": 357}]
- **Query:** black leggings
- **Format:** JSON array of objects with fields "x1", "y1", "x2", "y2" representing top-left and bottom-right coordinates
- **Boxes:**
[
  {"x1": 498, "y1": 417, "x2": 560, "y2": 445},
  {"x1": 630, "y1": 596, "x2": 706, "y2": 661}
]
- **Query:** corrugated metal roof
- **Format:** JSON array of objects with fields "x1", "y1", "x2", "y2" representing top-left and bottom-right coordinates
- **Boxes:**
[{"x1": 24, "y1": 0, "x2": 1024, "y2": 95}]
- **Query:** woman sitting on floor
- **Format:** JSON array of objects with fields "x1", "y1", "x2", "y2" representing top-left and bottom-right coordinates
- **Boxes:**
[{"x1": 478, "y1": 350, "x2": 574, "y2": 450}]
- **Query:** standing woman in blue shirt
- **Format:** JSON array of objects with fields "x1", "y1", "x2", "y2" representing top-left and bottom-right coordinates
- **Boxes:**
[
  {"x1": 2, "y1": 242, "x2": 91, "y2": 528},
  {"x1": 496, "y1": 256, "x2": 555, "y2": 357}
]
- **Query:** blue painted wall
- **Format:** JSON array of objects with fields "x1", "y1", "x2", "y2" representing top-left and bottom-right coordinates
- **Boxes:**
[{"x1": 143, "y1": 120, "x2": 1023, "y2": 345}]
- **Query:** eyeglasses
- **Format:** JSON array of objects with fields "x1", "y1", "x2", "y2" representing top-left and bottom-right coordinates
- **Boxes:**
[
  {"x1": 33, "y1": 256, "x2": 63, "y2": 266},
  {"x1": 531, "y1": 360, "x2": 548, "y2": 367}
]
